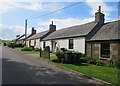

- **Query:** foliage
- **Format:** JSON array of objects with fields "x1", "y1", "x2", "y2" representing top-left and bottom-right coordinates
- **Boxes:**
[
  {"x1": 87, "y1": 57, "x2": 97, "y2": 65},
  {"x1": 56, "y1": 51, "x2": 65, "y2": 59},
  {"x1": 61, "y1": 48, "x2": 68, "y2": 52},
  {"x1": 55, "y1": 50, "x2": 65, "y2": 63},
  {"x1": 21, "y1": 46, "x2": 32, "y2": 51},
  {"x1": 44, "y1": 46, "x2": 50, "y2": 51},
  {"x1": 110, "y1": 60, "x2": 120, "y2": 69},
  {"x1": 15, "y1": 44, "x2": 24, "y2": 47},
  {"x1": 96, "y1": 60, "x2": 105, "y2": 66},
  {"x1": 34, "y1": 48, "x2": 41, "y2": 51},
  {"x1": 80, "y1": 57, "x2": 105, "y2": 66}
]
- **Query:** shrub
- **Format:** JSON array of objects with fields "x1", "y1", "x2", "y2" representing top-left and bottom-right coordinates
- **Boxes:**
[
  {"x1": 80, "y1": 57, "x2": 92, "y2": 63},
  {"x1": 21, "y1": 46, "x2": 32, "y2": 51},
  {"x1": 15, "y1": 44, "x2": 24, "y2": 47},
  {"x1": 87, "y1": 57, "x2": 96, "y2": 65},
  {"x1": 55, "y1": 51, "x2": 65, "y2": 63},
  {"x1": 61, "y1": 48, "x2": 68, "y2": 52},
  {"x1": 96, "y1": 60, "x2": 105, "y2": 66},
  {"x1": 110, "y1": 60, "x2": 120, "y2": 69},
  {"x1": 44, "y1": 46, "x2": 50, "y2": 51},
  {"x1": 34, "y1": 48, "x2": 41, "y2": 51}
]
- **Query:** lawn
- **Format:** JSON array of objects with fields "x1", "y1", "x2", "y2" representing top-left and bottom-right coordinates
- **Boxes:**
[
  {"x1": 15, "y1": 48, "x2": 40, "y2": 54},
  {"x1": 50, "y1": 56, "x2": 120, "y2": 86},
  {"x1": 0, "y1": 42, "x2": 2, "y2": 45},
  {"x1": 22, "y1": 51, "x2": 40, "y2": 54}
]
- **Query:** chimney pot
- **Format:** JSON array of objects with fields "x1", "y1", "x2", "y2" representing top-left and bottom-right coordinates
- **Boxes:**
[{"x1": 99, "y1": 6, "x2": 101, "y2": 12}]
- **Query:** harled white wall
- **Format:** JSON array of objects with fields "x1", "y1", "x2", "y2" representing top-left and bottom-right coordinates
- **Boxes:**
[{"x1": 41, "y1": 37, "x2": 85, "y2": 54}]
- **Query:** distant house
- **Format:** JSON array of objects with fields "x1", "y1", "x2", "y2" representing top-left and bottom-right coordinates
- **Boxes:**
[
  {"x1": 15, "y1": 27, "x2": 36, "y2": 45},
  {"x1": 26, "y1": 21, "x2": 56, "y2": 49}
]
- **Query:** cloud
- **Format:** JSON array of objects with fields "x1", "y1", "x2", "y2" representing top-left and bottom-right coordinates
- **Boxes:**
[
  {"x1": 19, "y1": 2, "x2": 43, "y2": 12},
  {"x1": 85, "y1": 0, "x2": 113, "y2": 17},
  {"x1": 38, "y1": 17, "x2": 94, "y2": 30},
  {"x1": 0, "y1": 24, "x2": 47, "y2": 40},
  {"x1": 0, "y1": 25, "x2": 25, "y2": 40},
  {"x1": 0, "y1": 2, "x2": 64, "y2": 14},
  {"x1": 0, "y1": 2, "x2": 16, "y2": 13}
]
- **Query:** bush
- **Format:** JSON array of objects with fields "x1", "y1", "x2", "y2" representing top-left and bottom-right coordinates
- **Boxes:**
[
  {"x1": 110, "y1": 60, "x2": 120, "y2": 69},
  {"x1": 87, "y1": 58, "x2": 97, "y2": 65},
  {"x1": 96, "y1": 60, "x2": 105, "y2": 66},
  {"x1": 61, "y1": 48, "x2": 68, "y2": 52},
  {"x1": 15, "y1": 44, "x2": 24, "y2": 47},
  {"x1": 44, "y1": 46, "x2": 50, "y2": 51},
  {"x1": 21, "y1": 46, "x2": 32, "y2": 51},
  {"x1": 34, "y1": 48, "x2": 41, "y2": 51},
  {"x1": 55, "y1": 51, "x2": 65, "y2": 63},
  {"x1": 80, "y1": 57, "x2": 92, "y2": 63}
]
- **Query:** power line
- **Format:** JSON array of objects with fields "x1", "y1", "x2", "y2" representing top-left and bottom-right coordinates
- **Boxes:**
[{"x1": 28, "y1": 2, "x2": 82, "y2": 20}]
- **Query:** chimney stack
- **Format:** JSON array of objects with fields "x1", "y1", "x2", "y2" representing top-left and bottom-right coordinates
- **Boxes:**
[
  {"x1": 95, "y1": 6, "x2": 105, "y2": 25},
  {"x1": 49, "y1": 21, "x2": 56, "y2": 33},
  {"x1": 16, "y1": 35, "x2": 20, "y2": 38},
  {"x1": 31, "y1": 27, "x2": 36, "y2": 35}
]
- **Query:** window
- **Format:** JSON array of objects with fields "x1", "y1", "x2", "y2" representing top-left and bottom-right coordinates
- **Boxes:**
[
  {"x1": 69, "y1": 39, "x2": 74, "y2": 49},
  {"x1": 101, "y1": 43, "x2": 110, "y2": 58},
  {"x1": 43, "y1": 42, "x2": 46, "y2": 48}
]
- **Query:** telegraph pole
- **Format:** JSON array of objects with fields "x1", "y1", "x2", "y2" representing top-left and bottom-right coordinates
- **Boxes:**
[{"x1": 25, "y1": 19, "x2": 27, "y2": 46}]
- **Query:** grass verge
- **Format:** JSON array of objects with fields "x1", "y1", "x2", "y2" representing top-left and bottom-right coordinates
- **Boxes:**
[
  {"x1": 22, "y1": 51, "x2": 39, "y2": 54},
  {"x1": 50, "y1": 56, "x2": 120, "y2": 86}
]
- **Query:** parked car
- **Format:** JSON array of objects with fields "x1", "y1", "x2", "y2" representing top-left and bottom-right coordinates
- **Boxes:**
[{"x1": 6, "y1": 42, "x2": 12, "y2": 47}]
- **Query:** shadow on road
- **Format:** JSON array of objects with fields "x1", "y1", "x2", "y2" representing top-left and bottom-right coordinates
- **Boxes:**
[{"x1": 1, "y1": 57, "x2": 104, "y2": 86}]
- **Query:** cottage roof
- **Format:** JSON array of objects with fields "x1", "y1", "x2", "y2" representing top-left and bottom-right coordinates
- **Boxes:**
[
  {"x1": 15, "y1": 34, "x2": 25, "y2": 41},
  {"x1": 90, "y1": 20, "x2": 119, "y2": 41},
  {"x1": 27, "y1": 30, "x2": 49, "y2": 40},
  {"x1": 19, "y1": 34, "x2": 30, "y2": 40},
  {"x1": 42, "y1": 21, "x2": 97, "y2": 40}
]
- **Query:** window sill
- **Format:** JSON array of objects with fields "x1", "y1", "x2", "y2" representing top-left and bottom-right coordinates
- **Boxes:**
[{"x1": 99, "y1": 57, "x2": 111, "y2": 60}]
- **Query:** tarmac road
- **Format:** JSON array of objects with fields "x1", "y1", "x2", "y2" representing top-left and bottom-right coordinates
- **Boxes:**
[{"x1": 1, "y1": 46, "x2": 109, "y2": 85}]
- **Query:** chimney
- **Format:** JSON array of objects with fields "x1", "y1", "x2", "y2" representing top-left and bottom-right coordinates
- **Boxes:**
[
  {"x1": 31, "y1": 27, "x2": 36, "y2": 35},
  {"x1": 49, "y1": 21, "x2": 56, "y2": 33},
  {"x1": 95, "y1": 6, "x2": 105, "y2": 25},
  {"x1": 16, "y1": 35, "x2": 20, "y2": 38}
]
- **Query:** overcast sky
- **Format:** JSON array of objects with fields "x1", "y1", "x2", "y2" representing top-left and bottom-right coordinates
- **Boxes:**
[{"x1": 0, "y1": 0, "x2": 119, "y2": 40}]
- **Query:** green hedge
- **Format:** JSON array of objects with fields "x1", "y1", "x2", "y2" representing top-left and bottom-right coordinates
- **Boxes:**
[
  {"x1": 34, "y1": 48, "x2": 41, "y2": 51},
  {"x1": 21, "y1": 46, "x2": 32, "y2": 51}
]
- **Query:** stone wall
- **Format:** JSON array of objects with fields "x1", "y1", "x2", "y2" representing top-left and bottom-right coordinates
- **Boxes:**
[
  {"x1": 91, "y1": 43, "x2": 100, "y2": 59},
  {"x1": 110, "y1": 43, "x2": 120, "y2": 60},
  {"x1": 86, "y1": 41, "x2": 119, "y2": 61},
  {"x1": 86, "y1": 43, "x2": 92, "y2": 57}
]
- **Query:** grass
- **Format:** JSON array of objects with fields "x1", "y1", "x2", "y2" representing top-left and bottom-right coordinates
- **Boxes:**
[
  {"x1": 50, "y1": 55, "x2": 120, "y2": 86},
  {"x1": 22, "y1": 51, "x2": 40, "y2": 54},
  {"x1": 0, "y1": 42, "x2": 2, "y2": 45},
  {"x1": 15, "y1": 48, "x2": 40, "y2": 54},
  {"x1": 0, "y1": 40, "x2": 11, "y2": 45}
]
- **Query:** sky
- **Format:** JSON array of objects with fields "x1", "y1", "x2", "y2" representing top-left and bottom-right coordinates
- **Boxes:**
[{"x1": 0, "y1": 0, "x2": 119, "y2": 40}]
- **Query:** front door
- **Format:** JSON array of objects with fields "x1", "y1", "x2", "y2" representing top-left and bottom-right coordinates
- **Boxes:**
[{"x1": 51, "y1": 40, "x2": 56, "y2": 52}]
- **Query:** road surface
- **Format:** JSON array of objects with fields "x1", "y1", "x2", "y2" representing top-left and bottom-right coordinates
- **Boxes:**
[{"x1": 1, "y1": 46, "x2": 109, "y2": 85}]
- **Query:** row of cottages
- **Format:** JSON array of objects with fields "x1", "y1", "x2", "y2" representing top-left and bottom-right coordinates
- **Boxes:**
[
  {"x1": 26, "y1": 6, "x2": 119, "y2": 60},
  {"x1": 26, "y1": 21, "x2": 56, "y2": 49},
  {"x1": 15, "y1": 27, "x2": 36, "y2": 45}
]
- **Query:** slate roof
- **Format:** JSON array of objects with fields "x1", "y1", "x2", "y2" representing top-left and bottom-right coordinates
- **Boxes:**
[
  {"x1": 27, "y1": 30, "x2": 49, "y2": 40},
  {"x1": 19, "y1": 34, "x2": 30, "y2": 40},
  {"x1": 90, "y1": 20, "x2": 119, "y2": 41},
  {"x1": 43, "y1": 21, "x2": 98, "y2": 40},
  {"x1": 15, "y1": 34, "x2": 25, "y2": 41}
]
